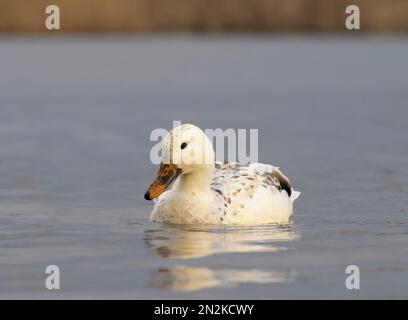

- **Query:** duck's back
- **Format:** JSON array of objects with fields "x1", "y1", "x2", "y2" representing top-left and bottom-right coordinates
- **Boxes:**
[{"x1": 210, "y1": 162, "x2": 300, "y2": 224}]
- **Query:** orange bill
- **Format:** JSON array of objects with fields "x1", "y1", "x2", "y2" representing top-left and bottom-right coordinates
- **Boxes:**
[{"x1": 144, "y1": 162, "x2": 182, "y2": 200}]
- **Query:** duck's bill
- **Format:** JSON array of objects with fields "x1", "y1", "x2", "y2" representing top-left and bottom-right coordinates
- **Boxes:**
[{"x1": 144, "y1": 163, "x2": 182, "y2": 200}]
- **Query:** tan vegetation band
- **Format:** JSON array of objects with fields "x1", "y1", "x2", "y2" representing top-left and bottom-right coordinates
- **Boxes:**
[{"x1": 0, "y1": 0, "x2": 407, "y2": 32}]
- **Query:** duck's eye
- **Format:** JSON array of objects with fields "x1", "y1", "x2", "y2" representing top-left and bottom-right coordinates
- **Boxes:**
[{"x1": 181, "y1": 142, "x2": 187, "y2": 149}]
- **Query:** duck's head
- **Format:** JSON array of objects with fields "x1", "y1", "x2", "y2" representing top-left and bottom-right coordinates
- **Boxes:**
[{"x1": 144, "y1": 124, "x2": 215, "y2": 200}]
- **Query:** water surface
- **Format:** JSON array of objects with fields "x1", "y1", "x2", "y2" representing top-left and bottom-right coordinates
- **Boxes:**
[{"x1": 0, "y1": 35, "x2": 407, "y2": 299}]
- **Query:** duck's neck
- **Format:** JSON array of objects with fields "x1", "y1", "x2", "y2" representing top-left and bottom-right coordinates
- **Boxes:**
[{"x1": 177, "y1": 165, "x2": 214, "y2": 194}]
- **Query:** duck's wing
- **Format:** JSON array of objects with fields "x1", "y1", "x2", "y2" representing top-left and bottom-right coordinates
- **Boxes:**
[
  {"x1": 212, "y1": 162, "x2": 300, "y2": 202},
  {"x1": 248, "y1": 162, "x2": 300, "y2": 201}
]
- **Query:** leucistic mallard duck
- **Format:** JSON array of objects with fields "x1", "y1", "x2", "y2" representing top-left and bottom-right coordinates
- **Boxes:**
[{"x1": 144, "y1": 124, "x2": 300, "y2": 225}]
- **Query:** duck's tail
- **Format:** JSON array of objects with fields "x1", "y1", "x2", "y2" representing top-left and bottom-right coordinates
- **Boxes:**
[{"x1": 290, "y1": 190, "x2": 301, "y2": 203}]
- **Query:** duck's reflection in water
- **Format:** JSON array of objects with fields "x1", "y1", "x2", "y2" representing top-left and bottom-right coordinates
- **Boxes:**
[
  {"x1": 152, "y1": 265, "x2": 295, "y2": 291},
  {"x1": 144, "y1": 224, "x2": 298, "y2": 291},
  {"x1": 144, "y1": 224, "x2": 298, "y2": 259}
]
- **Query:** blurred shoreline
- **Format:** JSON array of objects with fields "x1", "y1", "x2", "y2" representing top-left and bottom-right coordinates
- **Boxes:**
[
  {"x1": 1, "y1": 0, "x2": 407, "y2": 33},
  {"x1": 1, "y1": 32, "x2": 407, "y2": 41}
]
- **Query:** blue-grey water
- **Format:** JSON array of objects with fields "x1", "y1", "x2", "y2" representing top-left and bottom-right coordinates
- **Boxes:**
[{"x1": 0, "y1": 35, "x2": 407, "y2": 299}]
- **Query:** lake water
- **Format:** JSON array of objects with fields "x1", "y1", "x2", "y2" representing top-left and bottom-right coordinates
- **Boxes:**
[{"x1": 0, "y1": 35, "x2": 407, "y2": 299}]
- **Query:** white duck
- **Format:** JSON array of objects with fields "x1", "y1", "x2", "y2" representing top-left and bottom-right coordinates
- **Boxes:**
[{"x1": 144, "y1": 124, "x2": 300, "y2": 225}]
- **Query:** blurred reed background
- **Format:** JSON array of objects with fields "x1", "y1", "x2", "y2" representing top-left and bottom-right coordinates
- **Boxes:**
[{"x1": 0, "y1": 0, "x2": 407, "y2": 33}]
